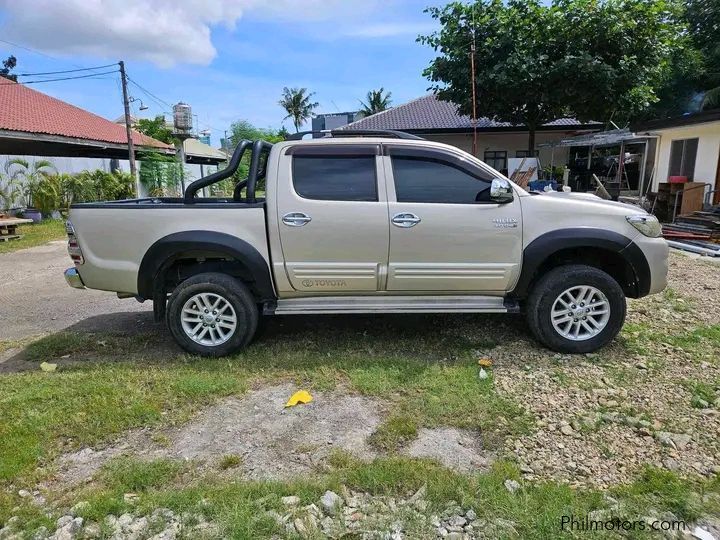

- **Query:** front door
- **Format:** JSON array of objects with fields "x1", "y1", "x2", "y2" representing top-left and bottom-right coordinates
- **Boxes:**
[
  {"x1": 276, "y1": 144, "x2": 389, "y2": 293},
  {"x1": 384, "y1": 145, "x2": 522, "y2": 292}
]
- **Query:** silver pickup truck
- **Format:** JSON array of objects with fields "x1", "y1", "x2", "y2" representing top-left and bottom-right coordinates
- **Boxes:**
[{"x1": 64, "y1": 130, "x2": 668, "y2": 356}]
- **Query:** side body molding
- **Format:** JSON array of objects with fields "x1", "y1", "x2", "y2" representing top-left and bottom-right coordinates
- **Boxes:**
[
  {"x1": 137, "y1": 230, "x2": 275, "y2": 301},
  {"x1": 511, "y1": 228, "x2": 651, "y2": 298}
]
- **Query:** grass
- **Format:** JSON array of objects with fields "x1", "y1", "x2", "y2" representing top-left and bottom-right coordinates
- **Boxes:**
[
  {"x1": 0, "y1": 363, "x2": 246, "y2": 482},
  {"x1": 18, "y1": 456, "x2": 718, "y2": 540},
  {"x1": 0, "y1": 219, "x2": 65, "y2": 254},
  {"x1": 0, "y1": 314, "x2": 529, "y2": 485},
  {"x1": 1, "y1": 271, "x2": 719, "y2": 536},
  {"x1": 369, "y1": 414, "x2": 419, "y2": 452},
  {"x1": 662, "y1": 287, "x2": 693, "y2": 313}
]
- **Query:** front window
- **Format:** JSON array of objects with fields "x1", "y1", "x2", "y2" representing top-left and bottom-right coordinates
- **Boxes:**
[{"x1": 391, "y1": 155, "x2": 493, "y2": 204}]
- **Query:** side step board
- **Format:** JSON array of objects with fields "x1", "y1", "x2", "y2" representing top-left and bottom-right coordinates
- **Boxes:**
[{"x1": 268, "y1": 295, "x2": 519, "y2": 315}]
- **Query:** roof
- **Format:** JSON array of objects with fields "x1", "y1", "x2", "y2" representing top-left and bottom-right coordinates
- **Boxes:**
[
  {"x1": 632, "y1": 108, "x2": 720, "y2": 132},
  {"x1": 340, "y1": 94, "x2": 603, "y2": 133},
  {"x1": 183, "y1": 137, "x2": 226, "y2": 163},
  {"x1": 538, "y1": 128, "x2": 653, "y2": 148},
  {"x1": 0, "y1": 76, "x2": 172, "y2": 150}
]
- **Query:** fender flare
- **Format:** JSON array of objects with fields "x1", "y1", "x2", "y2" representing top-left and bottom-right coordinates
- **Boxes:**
[
  {"x1": 137, "y1": 230, "x2": 275, "y2": 301},
  {"x1": 510, "y1": 228, "x2": 651, "y2": 298}
]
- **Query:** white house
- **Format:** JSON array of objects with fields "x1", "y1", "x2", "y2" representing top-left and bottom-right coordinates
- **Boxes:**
[{"x1": 635, "y1": 109, "x2": 720, "y2": 205}]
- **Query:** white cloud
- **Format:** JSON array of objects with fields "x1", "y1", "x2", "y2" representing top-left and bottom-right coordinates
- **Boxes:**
[{"x1": 0, "y1": 0, "x2": 391, "y2": 67}]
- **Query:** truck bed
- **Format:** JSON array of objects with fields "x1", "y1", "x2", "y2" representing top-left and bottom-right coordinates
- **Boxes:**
[{"x1": 69, "y1": 199, "x2": 271, "y2": 295}]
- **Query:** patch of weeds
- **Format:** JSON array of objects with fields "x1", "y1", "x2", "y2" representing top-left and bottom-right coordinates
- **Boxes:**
[
  {"x1": 218, "y1": 455, "x2": 242, "y2": 470},
  {"x1": 368, "y1": 414, "x2": 419, "y2": 453},
  {"x1": 101, "y1": 457, "x2": 184, "y2": 492},
  {"x1": 550, "y1": 368, "x2": 571, "y2": 387},
  {"x1": 686, "y1": 381, "x2": 717, "y2": 409},
  {"x1": 662, "y1": 287, "x2": 692, "y2": 313},
  {"x1": 612, "y1": 466, "x2": 707, "y2": 522},
  {"x1": 22, "y1": 331, "x2": 156, "y2": 361},
  {"x1": 664, "y1": 325, "x2": 720, "y2": 351},
  {"x1": 617, "y1": 322, "x2": 653, "y2": 355}
]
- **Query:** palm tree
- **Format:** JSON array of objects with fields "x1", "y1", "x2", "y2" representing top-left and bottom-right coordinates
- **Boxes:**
[
  {"x1": 278, "y1": 87, "x2": 319, "y2": 132},
  {"x1": 358, "y1": 88, "x2": 392, "y2": 117},
  {"x1": 5, "y1": 158, "x2": 57, "y2": 209}
]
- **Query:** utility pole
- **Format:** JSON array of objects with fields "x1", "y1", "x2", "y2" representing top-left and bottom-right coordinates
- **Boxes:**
[
  {"x1": 469, "y1": 14, "x2": 478, "y2": 158},
  {"x1": 118, "y1": 61, "x2": 139, "y2": 196}
]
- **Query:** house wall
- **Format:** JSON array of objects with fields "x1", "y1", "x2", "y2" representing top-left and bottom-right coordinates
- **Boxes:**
[
  {"x1": 422, "y1": 131, "x2": 580, "y2": 171},
  {"x1": 650, "y1": 121, "x2": 720, "y2": 193},
  {"x1": 0, "y1": 154, "x2": 219, "y2": 206}
]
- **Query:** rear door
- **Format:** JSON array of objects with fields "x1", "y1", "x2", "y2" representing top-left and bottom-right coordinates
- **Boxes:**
[
  {"x1": 276, "y1": 144, "x2": 389, "y2": 292},
  {"x1": 384, "y1": 145, "x2": 522, "y2": 292}
]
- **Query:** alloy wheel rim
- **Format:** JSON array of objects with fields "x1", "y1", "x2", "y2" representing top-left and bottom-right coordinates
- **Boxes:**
[
  {"x1": 181, "y1": 293, "x2": 237, "y2": 346},
  {"x1": 550, "y1": 286, "x2": 610, "y2": 341}
]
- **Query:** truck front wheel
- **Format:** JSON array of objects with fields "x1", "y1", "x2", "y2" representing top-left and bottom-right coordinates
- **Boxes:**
[
  {"x1": 166, "y1": 272, "x2": 259, "y2": 357},
  {"x1": 526, "y1": 264, "x2": 626, "y2": 354}
]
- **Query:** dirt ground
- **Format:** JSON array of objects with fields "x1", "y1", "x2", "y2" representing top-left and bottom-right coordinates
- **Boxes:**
[
  {"x1": 0, "y1": 240, "x2": 150, "y2": 341},
  {"x1": 2, "y1": 239, "x2": 720, "y2": 493}
]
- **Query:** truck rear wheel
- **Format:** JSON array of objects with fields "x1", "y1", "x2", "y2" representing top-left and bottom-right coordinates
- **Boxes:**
[
  {"x1": 166, "y1": 272, "x2": 259, "y2": 357},
  {"x1": 526, "y1": 264, "x2": 626, "y2": 354}
]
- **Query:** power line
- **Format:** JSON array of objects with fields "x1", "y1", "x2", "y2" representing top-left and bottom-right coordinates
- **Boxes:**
[
  {"x1": 127, "y1": 76, "x2": 173, "y2": 109},
  {"x1": 0, "y1": 38, "x2": 86, "y2": 68},
  {"x1": 0, "y1": 69, "x2": 119, "y2": 85},
  {"x1": 16, "y1": 63, "x2": 118, "y2": 77}
]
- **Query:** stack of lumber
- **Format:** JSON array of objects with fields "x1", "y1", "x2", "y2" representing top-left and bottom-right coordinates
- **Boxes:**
[{"x1": 663, "y1": 205, "x2": 720, "y2": 251}]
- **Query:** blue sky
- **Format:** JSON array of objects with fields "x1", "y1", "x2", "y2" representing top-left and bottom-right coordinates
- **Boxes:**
[{"x1": 0, "y1": 0, "x2": 440, "y2": 145}]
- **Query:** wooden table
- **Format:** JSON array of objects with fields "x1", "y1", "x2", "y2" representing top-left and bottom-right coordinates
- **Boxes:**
[{"x1": 0, "y1": 217, "x2": 34, "y2": 242}]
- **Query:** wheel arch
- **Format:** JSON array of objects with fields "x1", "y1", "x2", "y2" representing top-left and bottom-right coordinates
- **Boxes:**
[
  {"x1": 511, "y1": 228, "x2": 651, "y2": 299},
  {"x1": 137, "y1": 230, "x2": 275, "y2": 304}
]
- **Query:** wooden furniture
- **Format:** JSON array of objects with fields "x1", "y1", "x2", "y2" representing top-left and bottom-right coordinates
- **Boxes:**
[
  {"x1": 0, "y1": 217, "x2": 33, "y2": 242},
  {"x1": 649, "y1": 181, "x2": 706, "y2": 223}
]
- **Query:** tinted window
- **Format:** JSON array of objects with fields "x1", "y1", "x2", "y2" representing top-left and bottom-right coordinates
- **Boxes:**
[
  {"x1": 392, "y1": 156, "x2": 493, "y2": 204},
  {"x1": 292, "y1": 156, "x2": 377, "y2": 201}
]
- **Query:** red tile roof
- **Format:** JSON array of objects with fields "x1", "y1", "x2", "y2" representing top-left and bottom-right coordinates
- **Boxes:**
[{"x1": 0, "y1": 76, "x2": 173, "y2": 150}]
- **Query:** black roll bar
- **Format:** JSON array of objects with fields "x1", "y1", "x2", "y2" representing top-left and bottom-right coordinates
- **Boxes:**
[
  {"x1": 183, "y1": 139, "x2": 251, "y2": 203},
  {"x1": 246, "y1": 140, "x2": 273, "y2": 204}
]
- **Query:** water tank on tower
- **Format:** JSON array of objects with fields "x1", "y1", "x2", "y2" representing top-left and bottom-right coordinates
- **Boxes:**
[{"x1": 173, "y1": 102, "x2": 192, "y2": 134}]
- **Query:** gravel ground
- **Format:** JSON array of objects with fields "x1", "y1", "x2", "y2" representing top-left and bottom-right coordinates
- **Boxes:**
[
  {"x1": 0, "y1": 240, "x2": 150, "y2": 341},
  {"x1": 494, "y1": 252, "x2": 720, "y2": 488}
]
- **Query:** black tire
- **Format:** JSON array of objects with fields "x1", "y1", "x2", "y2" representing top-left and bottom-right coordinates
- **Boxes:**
[
  {"x1": 526, "y1": 264, "x2": 626, "y2": 354},
  {"x1": 166, "y1": 272, "x2": 259, "y2": 357}
]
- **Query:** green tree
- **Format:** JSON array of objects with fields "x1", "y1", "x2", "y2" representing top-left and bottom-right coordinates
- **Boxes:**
[
  {"x1": 0, "y1": 56, "x2": 17, "y2": 82},
  {"x1": 278, "y1": 87, "x2": 319, "y2": 132},
  {"x1": 359, "y1": 88, "x2": 393, "y2": 117},
  {"x1": 419, "y1": 0, "x2": 683, "y2": 153},
  {"x1": 4, "y1": 158, "x2": 57, "y2": 210},
  {"x1": 685, "y1": 0, "x2": 720, "y2": 110},
  {"x1": 135, "y1": 116, "x2": 176, "y2": 144},
  {"x1": 223, "y1": 119, "x2": 286, "y2": 193}
]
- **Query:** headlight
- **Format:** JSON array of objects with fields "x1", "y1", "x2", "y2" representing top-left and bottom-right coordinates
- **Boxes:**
[{"x1": 626, "y1": 215, "x2": 662, "y2": 238}]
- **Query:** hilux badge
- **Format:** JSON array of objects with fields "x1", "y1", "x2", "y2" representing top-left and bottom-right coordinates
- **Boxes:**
[{"x1": 492, "y1": 217, "x2": 518, "y2": 228}]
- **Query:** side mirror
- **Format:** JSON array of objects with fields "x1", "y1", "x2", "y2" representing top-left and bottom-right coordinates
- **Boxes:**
[{"x1": 490, "y1": 178, "x2": 514, "y2": 203}]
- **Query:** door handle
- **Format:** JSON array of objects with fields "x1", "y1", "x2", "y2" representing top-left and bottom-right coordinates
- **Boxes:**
[
  {"x1": 391, "y1": 212, "x2": 421, "y2": 228},
  {"x1": 282, "y1": 212, "x2": 312, "y2": 227}
]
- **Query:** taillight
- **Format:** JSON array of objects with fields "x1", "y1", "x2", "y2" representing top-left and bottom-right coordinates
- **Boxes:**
[{"x1": 65, "y1": 220, "x2": 85, "y2": 265}]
